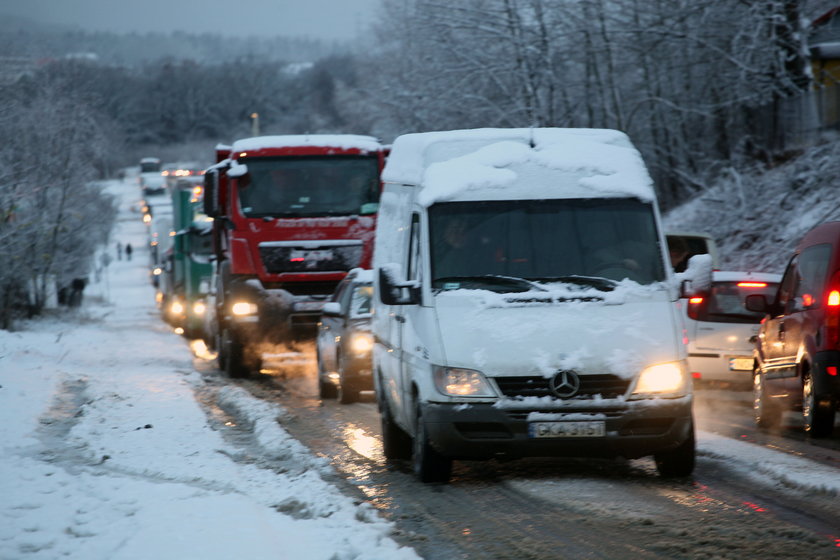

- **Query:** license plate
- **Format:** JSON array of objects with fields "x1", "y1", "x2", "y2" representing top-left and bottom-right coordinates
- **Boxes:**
[
  {"x1": 728, "y1": 357, "x2": 753, "y2": 371},
  {"x1": 290, "y1": 249, "x2": 334, "y2": 262},
  {"x1": 529, "y1": 421, "x2": 605, "y2": 438}
]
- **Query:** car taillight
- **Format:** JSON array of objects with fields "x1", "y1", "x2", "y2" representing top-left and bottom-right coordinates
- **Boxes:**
[
  {"x1": 824, "y1": 271, "x2": 840, "y2": 348},
  {"x1": 737, "y1": 282, "x2": 767, "y2": 288},
  {"x1": 687, "y1": 296, "x2": 703, "y2": 320}
]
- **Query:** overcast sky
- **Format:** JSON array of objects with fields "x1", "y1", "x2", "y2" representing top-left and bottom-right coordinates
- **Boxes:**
[{"x1": 1, "y1": 0, "x2": 381, "y2": 41}]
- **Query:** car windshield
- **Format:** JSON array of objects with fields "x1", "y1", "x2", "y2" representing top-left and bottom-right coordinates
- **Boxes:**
[
  {"x1": 237, "y1": 156, "x2": 380, "y2": 218},
  {"x1": 428, "y1": 198, "x2": 664, "y2": 291},
  {"x1": 695, "y1": 281, "x2": 779, "y2": 323}
]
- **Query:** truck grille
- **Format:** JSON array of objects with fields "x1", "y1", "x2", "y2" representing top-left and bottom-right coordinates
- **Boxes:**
[
  {"x1": 259, "y1": 241, "x2": 363, "y2": 274},
  {"x1": 494, "y1": 374, "x2": 630, "y2": 399}
]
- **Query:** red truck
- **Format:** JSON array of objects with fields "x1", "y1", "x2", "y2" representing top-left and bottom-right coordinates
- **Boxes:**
[{"x1": 202, "y1": 135, "x2": 388, "y2": 376}]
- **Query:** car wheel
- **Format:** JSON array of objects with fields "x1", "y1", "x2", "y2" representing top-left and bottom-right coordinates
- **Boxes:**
[
  {"x1": 803, "y1": 372, "x2": 834, "y2": 438},
  {"x1": 753, "y1": 369, "x2": 782, "y2": 429},
  {"x1": 316, "y1": 347, "x2": 337, "y2": 399},
  {"x1": 654, "y1": 421, "x2": 695, "y2": 478},
  {"x1": 221, "y1": 328, "x2": 249, "y2": 378},
  {"x1": 379, "y1": 383, "x2": 411, "y2": 461},
  {"x1": 412, "y1": 404, "x2": 452, "y2": 483}
]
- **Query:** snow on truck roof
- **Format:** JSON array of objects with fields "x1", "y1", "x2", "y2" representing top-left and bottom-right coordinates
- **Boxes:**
[
  {"x1": 230, "y1": 135, "x2": 383, "y2": 154},
  {"x1": 382, "y1": 128, "x2": 655, "y2": 206}
]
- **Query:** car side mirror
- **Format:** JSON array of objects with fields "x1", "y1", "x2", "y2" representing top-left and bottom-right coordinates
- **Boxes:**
[
  {"x1": 744, "y1": 294, "x2": 769, "y2": 313},
  {"x1": 322, "y1": 302, "x2": 342, "y2": 316},
  {"x1": 378, "y1": 264, "x2": 420, "y2": 306}
]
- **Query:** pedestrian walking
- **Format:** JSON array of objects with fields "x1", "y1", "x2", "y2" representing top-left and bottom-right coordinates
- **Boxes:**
[
  {"x1": 125, "y1": 243, "x2": 133, "y2": 261},
  {"x1": 116, "y1": 241, "x2": 123, "y2": 261}
]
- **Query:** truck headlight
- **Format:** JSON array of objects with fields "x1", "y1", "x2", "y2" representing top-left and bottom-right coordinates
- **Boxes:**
[
  {"x1": 193, "y1": 301, "x2": 206, "y2": 316},
  {"x1": 630, "y1": 361, "x2": 689, "y2": 399},
  {"x1": 349, "y1": 332, "x2": 373, "y2": 356},
  {"x1": 169, "y1": 300, "x2": 185, "y2": 315},
  {"x1": 231, "y1": 301, "x2": 258, "y2": 316},
  {"x1": 433, "y1": 367, "x2": 495, "y2": 397}
]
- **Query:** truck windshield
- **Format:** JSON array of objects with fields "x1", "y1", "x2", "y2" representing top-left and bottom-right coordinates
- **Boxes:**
[
  {"x1": 429, "y1": 198, "x2": 665, "y2": 290},
  {"x1": 237, "y1": 156, "x2": 380, "y2": 218}
]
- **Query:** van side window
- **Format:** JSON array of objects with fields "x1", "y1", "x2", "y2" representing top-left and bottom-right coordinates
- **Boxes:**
[
  {"x1": 407, "y1": 213, "x2": 422, "y2": 282},
  {"x1": 792, "y1": 243, "x2": 831, "y2": 311}
]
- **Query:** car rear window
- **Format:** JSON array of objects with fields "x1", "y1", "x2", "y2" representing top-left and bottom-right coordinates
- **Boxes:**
[{"x1": 690, "y1": 281, "x2": 779, "y2": 324}]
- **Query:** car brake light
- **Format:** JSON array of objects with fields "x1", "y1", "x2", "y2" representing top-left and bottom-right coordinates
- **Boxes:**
[
  {"x1": 827, "y1": 366, "x2": 838, "y2": 376},
  {"x1": 824, "y1": 271, "x2": 840, "y2": 348},
  {"x1": 737, "y1": 282, "x2": 767, "y2": 288},
  {"x1": 687, "y1": 297, "x2": 703, "y2": 320},
  {"x1": 290, "y1": 257, "x2": 305, "y2": 262},
  {"x1": 828, "y1": 290, "x2": 840, "y2": 307}
]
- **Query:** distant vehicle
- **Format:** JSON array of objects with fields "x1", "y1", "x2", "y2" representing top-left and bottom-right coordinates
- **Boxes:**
[
  {"x1": 316, "y1": 269, "x2": 374, "y2": 403},
  {"x1": 140, "y1": 157, "x2": 161, "y2": 173},
  {"x1": 140, "y1": 173, "x2": 166, "y2": 196},
  {"x1": 684, "y1": 271, "x2": 781, "y2": 389},
  {"x1": 162, "y1": 162, "x2": 204, "y2": 190},
  {"x1": 666, "y1": 231, "x2": 719, "y2": 272},
  {"x1": 747, "y1": 221, "x2": 840, "y2": 437},
  {"x1": 373, "y1": 128, "x2": 704, "y2": 483}
]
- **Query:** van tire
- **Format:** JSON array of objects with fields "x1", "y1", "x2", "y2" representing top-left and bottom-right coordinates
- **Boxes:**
[
  {"x1": 380, "y1": 399, "x2": 411, "y2": 461},
  {"x1": 337, "y1": 353, "x2": 358, "y2": 404},
  {"x1": 654, "y1": 422, "x2": 695, "y2": 478},
  {"x1": 412, "y1": 405, "x2": 452, "y2": 483},
  {"x1": 803, "y1": 372, "x2": 834, "y2": 438},
  {"x1": 753, "y1": 370, "x2": 782, "y2": 429},
  {"x1": 316, "y1": 350, "x2": 337, "y2": 399}
]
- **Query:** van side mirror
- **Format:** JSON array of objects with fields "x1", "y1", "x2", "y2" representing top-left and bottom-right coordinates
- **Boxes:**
[
  {"x1": 378, "y1": 264, "x2": 420, "y2": 305},
  {"x1": 744, "y1": 294, "x2": 769, "y2": 313},
  {"x1": 676, "y1": 254, "x2": 713, "y2": 297}
]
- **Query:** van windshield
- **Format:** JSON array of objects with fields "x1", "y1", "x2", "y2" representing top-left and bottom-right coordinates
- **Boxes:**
[
  {"x1": 237, "y1": 156, "x2": 380, "y2": 218},
  {"x1": 429, "y1": 198, "x2": 664, "y2": 291}
]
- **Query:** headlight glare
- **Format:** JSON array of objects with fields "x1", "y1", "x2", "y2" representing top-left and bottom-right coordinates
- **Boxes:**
[
  {"x1": 631, "y1": 361, "x2": 688, "y2": 398},
  {"x1": 193, "y1": 301, "x2": 206, "y2": 315},
  {"x1": 433, "y1": 367, "x2": 495, "y2": 397},
  {"x1": 349, "y1": 332, "x2": 373, "y2": 355},
  {"x1": 231, "y1": 301, "x2": 258, "y2": 316},
  {"x1": 169, "y1": 300, "x2": 185, "y2": 315}
]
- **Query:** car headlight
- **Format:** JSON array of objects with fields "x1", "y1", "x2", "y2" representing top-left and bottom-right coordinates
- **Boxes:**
[
  {"x1": 231, "y1": 301, "x2": 258, "y2": 316},
  {"x1": 630, "y1": 361, "x2": 689, "y2": 399},
  {"x1": 169, "y1": 300, "x2": 185, "y2": 315},
  {"x1": 433, "y1": 367, "x2": 496, "y2": 397},
  {"x1": 193, "y1": 301, "x2": 206, "y2": 316},
  {"x1": 349, "y1": 332, "x2": 373, "y2": 355}
]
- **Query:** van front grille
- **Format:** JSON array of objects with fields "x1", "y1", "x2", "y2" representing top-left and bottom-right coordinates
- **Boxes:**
[{"x1": 494, "y1": 374, "x2": 630, "y2": 399}]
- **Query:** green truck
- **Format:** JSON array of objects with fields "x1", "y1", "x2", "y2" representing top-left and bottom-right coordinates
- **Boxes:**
[{"x1": 161, "y1": 179, "x2": 213, "y2": 338}]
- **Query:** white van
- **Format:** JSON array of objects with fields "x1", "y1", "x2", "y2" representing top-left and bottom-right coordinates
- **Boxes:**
[{"x1": 372, "y1": 128, "x2": 700, "y2": 483}]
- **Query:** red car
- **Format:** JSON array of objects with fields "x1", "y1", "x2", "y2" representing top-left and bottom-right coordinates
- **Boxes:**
[{"x1": 747, "y1": 222, "x2": 840, "y2": 437}]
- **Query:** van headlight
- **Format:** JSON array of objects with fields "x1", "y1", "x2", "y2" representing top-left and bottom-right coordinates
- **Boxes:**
[
  {"x1": 349, "y1": 332, "x2": 373, "y2": 356},
  {"x1": 630, "y1": 361, "x2": 689, "y2": 399},
  {"x1": 192, "y1": 300, "x2": 206, "y2": 316},
  {"x1": 433, "y1": 367, "x2": 495, "y2": 397}
]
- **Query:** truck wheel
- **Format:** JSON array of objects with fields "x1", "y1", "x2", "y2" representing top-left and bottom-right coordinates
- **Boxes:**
[
  {"x1": 654, "y1": 422, "x2": 695, "y2": 478},
  {"x1": 412, "y1": 405, "x2": 452, "y2": 483},
  {"x1": 380, "y1": 398, "x2": 411, "y2": 461},
  {"x1": 803, "y1": 372, "x2": 834, "y2": 438},
  {"x1": 221, "y1": 328, "x2": 249, "y2": 378},
  {"x1": 753, "y1": 370, "x2": 782, "y2": 429}
]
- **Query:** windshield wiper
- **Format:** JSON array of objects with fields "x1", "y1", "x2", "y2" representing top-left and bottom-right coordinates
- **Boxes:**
[
  {"x1": 528, "y1": 275, "x2": 617, "y2": 292},
  {"x1": 433, "y1": 275, "x2": 545, "y2": 293}
]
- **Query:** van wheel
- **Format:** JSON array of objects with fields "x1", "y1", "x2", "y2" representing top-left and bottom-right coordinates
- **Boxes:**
[
  {"x1": 753, "y1": 370, "x2": 782, "y2": 429},
  {"x1": 337, "y1": 354, "x2": 358, "y2": 404},
  {"x1": 380, "y1": 399, "x2": 411, "y2": 461},
  {"x1": 654, "y1": 422, "x2": 695, "y2": 478},
  {"x1": 413, "y1": 405, "x2": 452, "y2": 483},
  {"x1": 803, "y1": 373, "x2": 834, "y2": 438}
]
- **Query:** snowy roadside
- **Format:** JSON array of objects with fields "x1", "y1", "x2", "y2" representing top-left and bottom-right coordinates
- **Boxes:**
[{"x1": 0, "y1": 178, "x2": 418, "y2": 560}]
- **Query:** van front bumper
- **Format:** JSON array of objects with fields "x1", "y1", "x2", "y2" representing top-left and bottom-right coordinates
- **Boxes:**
[{"x1": 421, "y1": 398, "x2": 693, "y2": 461}]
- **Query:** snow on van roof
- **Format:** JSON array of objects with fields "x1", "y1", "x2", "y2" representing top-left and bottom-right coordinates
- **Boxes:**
[
  {"x1": 382, "y1": 128, "x2": 655, "y2": 205},
  {"x1": 230, "y1": 135, "x2": 382, "y2": 154}
]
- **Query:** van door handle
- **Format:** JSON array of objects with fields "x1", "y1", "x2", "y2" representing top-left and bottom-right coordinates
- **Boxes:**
[{"x1": 395, "y1": 315, "x2": 406, "y2": 323}]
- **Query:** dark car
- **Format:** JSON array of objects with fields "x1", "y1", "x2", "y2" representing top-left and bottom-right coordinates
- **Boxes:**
[
  {"x1": 316, "y1": 269, "x2": 374, "y2": 403},
  {"x1": 747, "y1": 221, "x2": 840, "y2": 437}
]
